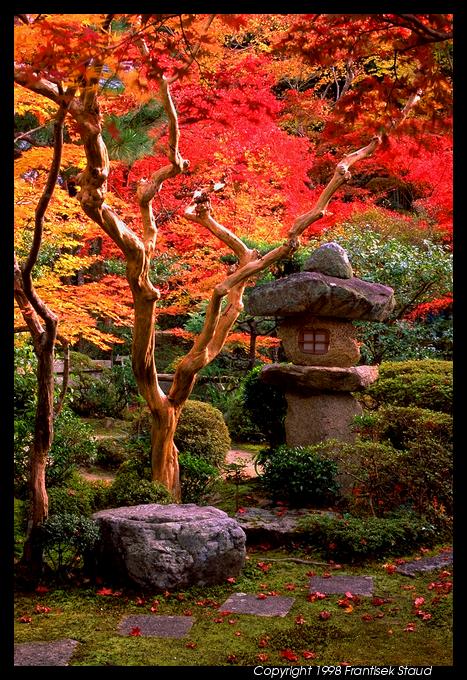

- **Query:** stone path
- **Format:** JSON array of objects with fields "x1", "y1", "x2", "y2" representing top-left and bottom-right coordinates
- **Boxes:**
[
  {"x1": 14, "y1": 639, "x2": 79, "y2": 666},
  {"x1": 396, "y1": 548, "x2": 453, "y2": 577},
  {"x1": 310, "y1": 575, "x2": 374, "y2": 596},
  {"x1": 118, "y1": 615, "x2": 194, "y2": 638},
  {"x1": 220, "y1": 593, "x2": 295, "y2": 617}
]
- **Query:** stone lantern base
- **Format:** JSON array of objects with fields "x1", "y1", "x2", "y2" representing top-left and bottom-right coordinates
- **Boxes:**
[
  {"x1": 259, "y1": 363, "x2": 379, "y2": 447},
  {"x1": 285, "y1": 392, "x2": 362, "y2": 446}
]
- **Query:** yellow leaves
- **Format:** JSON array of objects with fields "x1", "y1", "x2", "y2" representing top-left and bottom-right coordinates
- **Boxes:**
[{"x1": 51, "y1": 254, "x2": 94, "y2": 277}]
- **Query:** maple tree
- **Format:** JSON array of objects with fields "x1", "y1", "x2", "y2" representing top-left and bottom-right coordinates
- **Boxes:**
[{"x1": 14, "y1": 13, "x2": 452, "y2": 503}]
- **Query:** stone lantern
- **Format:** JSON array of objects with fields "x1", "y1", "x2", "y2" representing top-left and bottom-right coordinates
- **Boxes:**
[{"x1": 245, "y1": 243, "x2": 395, "y2": 445}]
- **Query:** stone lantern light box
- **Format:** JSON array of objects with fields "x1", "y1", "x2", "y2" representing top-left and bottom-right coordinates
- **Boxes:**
[{"x1": 245, "y1": 243, "x2": 395, "y2": 446}]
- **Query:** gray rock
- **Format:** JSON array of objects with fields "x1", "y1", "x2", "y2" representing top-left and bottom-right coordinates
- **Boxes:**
[
  {"x1": 245, "y1": 271, "x2": 395, "y2": 321},
  {"x1": 260, "y1": 364, "x2": 379, "y2": 393},
  {"x1": 14, "y1": 639, "x2": 79, "y2": 666},
  {"x1": 235, "y1": 507, "x2": 337, "y2": 545},
  {"x1": 92, "y1": 504, "x2": 246, "y2": 591},
  {"x1": 304, "y1": 242, "x2": 353, "y2": 278}
]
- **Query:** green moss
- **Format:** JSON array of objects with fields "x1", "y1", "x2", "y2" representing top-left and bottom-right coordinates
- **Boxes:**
[{"x1": 14, "y1": 546, "x2": 452, "y2": 667}]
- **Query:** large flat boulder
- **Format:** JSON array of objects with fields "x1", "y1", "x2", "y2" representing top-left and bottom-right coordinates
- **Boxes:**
[
  {"x1": 245, "y1": 271, "x2": 395, "y2": 321},
  {"x1": 92, "y1": 504, "x2": 246, "y2": 591},
  {"x1": 261, "y1": 364, "x2": 379, "y2": 393}
]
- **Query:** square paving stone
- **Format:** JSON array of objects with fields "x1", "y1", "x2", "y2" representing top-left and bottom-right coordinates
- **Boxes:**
[
  {"x1": 396, "y1": 551, "x2": 453, "y2": 577},
  {"x1": 310, "y1": 575, "x2": 374, "y2": 596},
  {"x1": 14, "y1": 639, "x2": 79, "y2": 666},
  {"x1": 219, "y1": 593, "x2": 295, "y2": 617},
  {"x1": 118, "y1": 615, "x2": 194, "y2": 638}
]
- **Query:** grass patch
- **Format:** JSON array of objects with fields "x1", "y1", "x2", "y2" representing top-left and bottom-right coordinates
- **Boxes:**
[{"x1": 14, "y1": 545, "x2": 452, "y2": 666}]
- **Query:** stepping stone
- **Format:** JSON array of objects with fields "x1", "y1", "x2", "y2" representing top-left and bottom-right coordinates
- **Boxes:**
[
  {"x1": 396, "y1": 550, "x2": 453, "y2": 577},
  {"x1": 219, "y1": 592, "x2": 295, "y2": 617},
  {"x1": 14, "y1": 639, "x2": 79, "y2": 666},
  {"x1": 118, "y1": 615, "x2": 194, "y2": 638},
  {"x1": 310, "y1": 575, "x2": 373, "y2": 596}
]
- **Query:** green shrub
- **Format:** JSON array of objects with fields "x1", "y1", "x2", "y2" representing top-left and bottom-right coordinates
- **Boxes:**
[
  {"x1": 14, "y1": 408, "x2": 97, "y2": 498},
  {"x1": 320, "y1": 430, "x2": 452, "y2": 519},
  {"x1": 260, "y1": 445, "x2": 339, "y2": 507},
  {"x1": 298, "y1": 511, "x2": 444, "y2": 562},
  {"x1": 48, "y1": 473, "x2": 111, "y2": 517},
  {"x1": 174, "y1": 400, "x2": 231, "y2": 468},
  {"x1": 68, "y1": 352, "x2": 138, "y2": 418},
  {"x1": 217, "y1": 387, "x2": 265, "y2": 444},
  {"x1": 365, "y1": 360, "x2": 452, "y2": 412},
  {"x1": 179, "y1": 452, "x2": 220, "y2": 504},
  {"x1": 366, "y1": 405, "x2": 452, "y2": 451},
  {"x1": 242, "y1": 365, "x2": 286, "y2": 449},
  {"x1": 37, "y1": 512, "x2": 100, "y2": 574},
  {"x1": 95, "y1": 439, "x2": 128, "y2": 469},
  {"x1": 107, "y1": 468, "x2": 173, "y2": 507},
  {"x1": 131, "y1": 400, "x2": 231, "y2": 469}
]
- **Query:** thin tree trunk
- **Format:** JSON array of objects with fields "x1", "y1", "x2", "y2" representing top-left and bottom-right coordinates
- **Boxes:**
[{"x1": 150, "y1": 404, "x2": 182, "y2": 500}]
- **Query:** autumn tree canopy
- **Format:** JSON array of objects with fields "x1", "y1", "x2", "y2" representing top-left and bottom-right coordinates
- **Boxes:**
[{"x1": 14, "y1": 13, "x2": 453, "y2": 500}]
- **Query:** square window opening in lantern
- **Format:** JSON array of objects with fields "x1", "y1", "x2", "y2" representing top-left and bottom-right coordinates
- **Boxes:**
[{"x1": 299, "y1": 328, "x2": 330, "y2": 355}]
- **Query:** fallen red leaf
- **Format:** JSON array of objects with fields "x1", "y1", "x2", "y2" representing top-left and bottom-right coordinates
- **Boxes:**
[
  {"x1": 35, "y1": 604, "x2": 51, "y2": 614},
  {"x1": 361, "y1": 613, "x2": 374, "y2": 622},
  {"x1": 302, "y1": 650, "x2": 317, "y2": 659},
  {"x1": 213, "y1": 617, "x2": 224, "y2": 623},
  {"x1": 185, "y1": 642, "x2": 197, "y2": 649},
  {"x1": 295, "y1": 615, "x2": 306, "y2": 625},
  {"x1": 372, "y1": 597, "x2": 385, "y2": 607},
  {"x1": 18, "y1": 616, "x2": 32, "y2": 623},
  {"x1": 285, "y1": 583, "x2": 296, "y2": 591},
  {"x1": 280, "y1": 649, "x2": 298, "y2": 661},
  {"x1": 414, "y1": 597, "x2": 425, "y2": 608},
  {"x1": 97, "y1": 587, "x2": 114, "y2": 596},
  {"x1": 258, "y1": 637, "x2": 269, "y2": 648},
  {"x1": 129, "y1": 627, "x2": 142, "y2": 636},
  {"x1": 234, "y1": 631, "x2": 242, "y2": 636},
  {"x1": 227, "y1": 654, "x2": 237, "y2": 663},
  {"x1": 319, "y1": 610, "x2": 331, "y2": 620},
  {"x1": 226, "y1": 577, "x2": 236, "y2": 584},
  {"x1": 183, "y1": 609, "x2": 193, "y2": 616},
  {"x1": 257, "y1": 593, "x2": 267, "y2": 600},
  {"x1": 257, "y1": 653, "x2": 269, "y2": 662},
  {"x1": 405, "y1": 622, "x2": 416, "y2": 632}
]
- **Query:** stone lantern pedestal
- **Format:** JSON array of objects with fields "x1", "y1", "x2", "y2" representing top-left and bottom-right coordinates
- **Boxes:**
[{"x1": 245, "y1": 243, "x2": 395, "y2": 445}]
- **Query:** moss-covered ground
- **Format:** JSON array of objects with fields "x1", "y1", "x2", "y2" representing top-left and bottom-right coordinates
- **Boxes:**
[{"x1": 14, "y1": 542, "x2": 452, "y2": 667}]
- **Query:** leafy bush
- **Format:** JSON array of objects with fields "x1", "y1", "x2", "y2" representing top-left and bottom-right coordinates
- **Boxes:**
[
  {"x1": 14, "y1": 407, "x2": 97, "y2": 498},
  {"x1": 364, "y1": 359, "x2": 452, "y2": 412},
  {"x1": 131, "y1": 400, "x2": 231, "y2": 469},
  {"x1": 260, "y1": 445, "x2": 339, "y2": 506},
  {"x1": 37, "y1": 512, "x2": 100, "y2": 574},
  {"x1": 242, "y1": 365, "x2": 286, "y2": 449},
  {"x1": 366, "y1": 405, "x2": 452, "y2": 451},
  {"x1": 174, "y1": 400, "x2": 231, "y2": 468},
  {"x1": 222, "y1": 387, "x2": 265, "y2": 444},
  {"x1": 95, "y1": 439, "x2": 128, "y2": 469},
  {"x1": 320, "y1": 426, "x2": 452, "y2": 519},
  {"x1": 48, "y1": 473, "x2": 110, "y2": 517},
  {"x1": 68, "y1": 352, "x2": 138, "y2": 418},
  {"x1": 179, "y1": 452, "x2": 220, "y2": 504},
  {"x1": 107, "y1": 463, "x2": 173, "y2": 507},
  {"x1": 298, "y1": 511, "x2": 444, "y2": 562}
]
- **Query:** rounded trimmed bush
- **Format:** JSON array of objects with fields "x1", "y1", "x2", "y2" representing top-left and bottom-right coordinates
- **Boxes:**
[
  {"x1": 365, "y1": 359, "x2": 452, "y2": 412},
  {"x1": 174, "y1": 399, "x2": 231, "y2": 469},
  {"x1": 260, "y1": 445, "x2": 339, "y2": 507},
  {"x1": 107, "y1": 468, "x2": 173, "y2": 507}
]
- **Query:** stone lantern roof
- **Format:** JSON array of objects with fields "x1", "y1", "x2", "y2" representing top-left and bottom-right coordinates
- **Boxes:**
[{"x1": 245, "y1": 242, "x2": 395, "y2": 322}]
